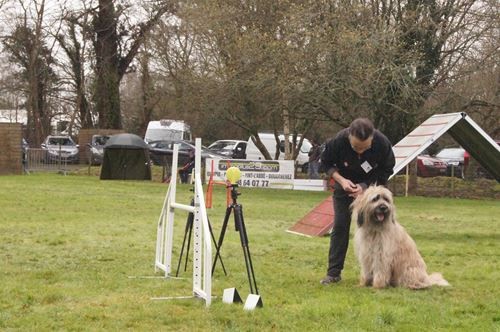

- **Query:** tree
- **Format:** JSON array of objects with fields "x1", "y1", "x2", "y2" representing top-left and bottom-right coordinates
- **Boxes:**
[
  {"x1": 183, "y1": 0, "x2": 496, "y2": 144},
  {"x1": 305, "y1": 0, "x2": 497, "y2": 142},
  {"x1": 55, "y1": 7, "x2": 94, "y2": 130},
  {"x1": 427, "y1": 23, "x2": 500, "y2": 138},
  {"x1": 91, "y1": 0, "x2": 176, "y2": 129},
  {"x1": 2, "y1": 0, "x2": 58, "y2": 146},
  {"x1": 120, "y1": 41, "x2": 161, "y2": 137},
  {"x1": 139, "y1": 0, "x2": 499, "y2": 148},
  {"x1": 137, "y1": 41, "x2": 156, "y2": 137},
  {"x1": 167, "y1": 0, "x2": 317, "y2": 160}
]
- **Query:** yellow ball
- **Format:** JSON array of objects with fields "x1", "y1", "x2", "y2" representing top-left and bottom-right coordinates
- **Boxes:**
[{"x1": 226, "y1": 166, "x2": 241, "y2": 184}]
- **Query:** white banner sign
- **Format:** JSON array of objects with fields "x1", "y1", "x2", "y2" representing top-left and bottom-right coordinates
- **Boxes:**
[{"x1": 205, "y1": 159, "x2": 295, "y2": 189}]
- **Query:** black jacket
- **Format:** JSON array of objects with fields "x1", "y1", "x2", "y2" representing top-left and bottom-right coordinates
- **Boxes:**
[{"x1": 321, "y1": 128, "x2": 395, "y2": 187}]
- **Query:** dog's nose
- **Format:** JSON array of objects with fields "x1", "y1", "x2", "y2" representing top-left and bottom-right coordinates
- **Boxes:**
[{"x1": 379, "y1": 205, "x2": 388, "y2": 212}]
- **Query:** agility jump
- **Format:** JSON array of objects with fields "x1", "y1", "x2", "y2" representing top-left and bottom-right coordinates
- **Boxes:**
[{"x1": 154, "y1": 138, "x2": 213, "y2": 306}]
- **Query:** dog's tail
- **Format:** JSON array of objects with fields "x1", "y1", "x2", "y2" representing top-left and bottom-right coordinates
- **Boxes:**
[{"x1": 429, "y1": 272, "x2": 450, "y2": 287}]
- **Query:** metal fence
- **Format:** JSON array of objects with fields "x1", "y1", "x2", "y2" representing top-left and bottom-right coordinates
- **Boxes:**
[{"x1": 24, "y1": 148, "x2": 81, "y2": 175}]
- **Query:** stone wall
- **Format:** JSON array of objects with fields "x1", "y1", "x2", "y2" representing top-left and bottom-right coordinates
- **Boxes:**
[
  {"x1": 0, "y1": 123, "x2": 23, "y2": 175},
  {"x1": 78, "y1": 129, "x2": 124, "y2": 164}
]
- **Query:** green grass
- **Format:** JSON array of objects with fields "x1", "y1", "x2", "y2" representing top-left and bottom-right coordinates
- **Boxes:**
[{"x1": 0, "y1": 173, "x2": 499, "y2": 331}]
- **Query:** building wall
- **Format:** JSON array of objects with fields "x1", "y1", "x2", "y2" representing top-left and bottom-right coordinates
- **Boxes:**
[
  {"x1": 78, "y1": 129, "x2": 124, "y2": 164},
  {"x1": 0, "y1": 123, "x2": 22, "y2": 175}
]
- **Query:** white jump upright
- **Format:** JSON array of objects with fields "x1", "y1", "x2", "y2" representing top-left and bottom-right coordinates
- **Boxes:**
[{"x1": 154, "y1": 138, "x2": 213, "y2": 306}]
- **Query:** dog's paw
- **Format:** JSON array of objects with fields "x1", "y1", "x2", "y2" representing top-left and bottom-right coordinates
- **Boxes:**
[
  {"x1": 360, "y1": 277, "x2": 373, "y2": 287},
  {"x1": 373, "y1": 275, "x2": 390, "y2": 288}
]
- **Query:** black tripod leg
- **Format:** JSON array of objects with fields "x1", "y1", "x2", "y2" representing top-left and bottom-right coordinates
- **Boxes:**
[
  {"x1": 182, "y1": 198, "x2": 197, "y2": 272},
  {"x1": 175, "y1": 210, "x2": 194, "y2": 277},
  {"x1": 234, "y1": 204, "x2": 259, "y2": 295},
  {"x1": 184, "y1": 212, "x2": 194, "y2": 272},
  {"x1": 207, "y1": 217, "x2": 227, "y2": 276},
  {"x1": 212, "y1": 206, "x2": 232, "y2": 275}
]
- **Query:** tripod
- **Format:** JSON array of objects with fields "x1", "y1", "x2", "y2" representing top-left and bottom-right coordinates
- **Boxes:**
[
  {"x1": 176, "y1": 196, "x2": 227, "y2": 277},
  {"x1": 212, "y1": 184, "x2": 260, "y2": 296}
]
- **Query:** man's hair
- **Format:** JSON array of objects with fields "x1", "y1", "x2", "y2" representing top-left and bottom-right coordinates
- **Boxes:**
[{"x1": 349, "y1": 118, "x2": 374, "y2": 140}]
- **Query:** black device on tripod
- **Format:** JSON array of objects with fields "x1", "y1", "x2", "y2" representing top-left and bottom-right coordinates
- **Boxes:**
[
  {"x1": 175, "y1": 194, "x2": 227, "y2": 277},
  {"x1": 211, "y1": 182, "x2": 260, "y2": 297}
]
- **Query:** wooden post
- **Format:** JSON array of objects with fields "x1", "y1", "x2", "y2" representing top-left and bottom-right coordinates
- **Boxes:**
[{"x1": 405, "y1": 165, "x2": 409, "y2": 197}]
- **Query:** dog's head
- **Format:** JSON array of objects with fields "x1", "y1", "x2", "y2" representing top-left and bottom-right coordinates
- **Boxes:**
[{"x1": 351, "y1": 186, "x2": 395, "y2": 228}]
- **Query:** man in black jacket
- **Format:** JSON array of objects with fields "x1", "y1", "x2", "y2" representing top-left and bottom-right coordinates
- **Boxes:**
[
  {"x1": 320, "y1": 118, "x2": 395, "y2": 284},
  {"x1": 179, "y1": 149, "x2": 195, "y2": 184}
]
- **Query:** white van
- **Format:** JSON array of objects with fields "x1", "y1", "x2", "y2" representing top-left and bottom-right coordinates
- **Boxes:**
[
  {"x1": 144, "y1": 120, "x2": 192, "y2": 143},
  {"x1": 245, "y1": 133, "x2": 312, "y2": 171}
]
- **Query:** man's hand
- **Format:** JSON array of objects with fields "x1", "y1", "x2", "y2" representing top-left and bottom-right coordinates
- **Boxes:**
[
  {"x1": 340, "y1": 178, "x2": 357, "y2": 192},
  {"x1": 347, "y1": 184, "x2": 363, "y2": 198},
  {"x1": 339, "y1": 178, "x2": 362, "y2": 198},
  {"x1": 333, "y1": 172, "x2": 364, "y2": 198}
]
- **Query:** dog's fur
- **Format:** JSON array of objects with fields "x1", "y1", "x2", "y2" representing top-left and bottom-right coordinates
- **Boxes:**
[{"x1": 352, "y1": 186, "x2": 449, "y2": 289}]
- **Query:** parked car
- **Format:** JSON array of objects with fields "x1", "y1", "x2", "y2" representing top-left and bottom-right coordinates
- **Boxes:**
[
  {"x1": 41, "y1": 135, "x2": 79, "y2": 164},
  {"x1": 87, "y1": 134, "x2": 110, "y2": 165},
  {"x1": 149, "y1": 140, "x2": 225, "y2": 166},
  {"x1": 435, "y1": 147, "x2": 470, "y2": 178},
  {"x1": 416, "y1": 154, "x2": 448, "y2": 177},
  {"x1": 207, "y1": 140, "x2": 247, "y2": 159}
]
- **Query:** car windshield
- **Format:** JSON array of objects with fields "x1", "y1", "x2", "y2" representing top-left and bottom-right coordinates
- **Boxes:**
[
  {"x1": 208, "y1": 141, "x2": 235, "y2": 151},
  {"x1": 178, "y1": 142, "x2": 195, "y2": 151},
  {"x1": 48, "y1": 137, "x2": 74, "y2": 146},
  {"x1": 93, "y1": 136, "x2": 109, "y2": 146},
  {"x1": 149, "y1": 141, "x2": 198, "y2": 151}
]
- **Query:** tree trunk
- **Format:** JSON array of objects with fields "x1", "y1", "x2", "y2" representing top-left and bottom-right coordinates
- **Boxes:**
[
  {"x1": 94, "y1": 0, "x2": 122, "y2": 129},
  {"x1": 93, "y1": 0, "x2": 173, "y2": 129},
  {"x1": 282, "y1": 104, "x2": 291, "y2": 160},
  {"x1": 138, "y1": 46, "x2": 154, "y2": 138},
  {"x1": 251, "y1": 135, "x2": 273, "y2": 160}
]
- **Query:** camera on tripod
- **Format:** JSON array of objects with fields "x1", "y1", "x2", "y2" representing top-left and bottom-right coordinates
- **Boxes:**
[{"x1": 213, "y1": 166, "x2": 263, "y2": 309}]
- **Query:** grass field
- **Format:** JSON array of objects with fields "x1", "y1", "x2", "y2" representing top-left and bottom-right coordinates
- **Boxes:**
[{"x1": 0, "y1": 173, "x2": 499, "y2": 331}]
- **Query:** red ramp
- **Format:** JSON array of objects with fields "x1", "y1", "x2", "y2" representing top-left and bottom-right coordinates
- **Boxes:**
[{"x1": 287, "y1": 196, "x2": 334, "y2": 237}]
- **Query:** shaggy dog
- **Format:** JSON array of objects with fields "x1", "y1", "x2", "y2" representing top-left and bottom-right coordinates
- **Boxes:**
[{"x1": 352, "y1": 186, "x2": 449, "y2": 289}]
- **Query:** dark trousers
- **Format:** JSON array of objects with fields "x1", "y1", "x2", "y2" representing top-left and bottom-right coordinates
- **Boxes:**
[
  {"x1": 327, "y1": 183, "x2": 354, "y2": 277},
  {"x1": 179, "y1": 170, "x2": 191, "y2": 184}
]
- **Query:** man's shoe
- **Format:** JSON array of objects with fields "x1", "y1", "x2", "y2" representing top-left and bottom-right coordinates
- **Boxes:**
[{"x1": 320, "y1": 275, "x2": 341, "y2": 285}]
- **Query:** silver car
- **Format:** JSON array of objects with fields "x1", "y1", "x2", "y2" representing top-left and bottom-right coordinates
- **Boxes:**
[
  {"x1": 41, "y1": 135, "x2": 80, "y2": 164},
  {"x1": 87, "y1": 135, "x2": 110, "y2": 165}
]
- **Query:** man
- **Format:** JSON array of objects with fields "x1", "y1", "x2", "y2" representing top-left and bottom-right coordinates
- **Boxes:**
[
  {"x1": 320, "y1": 118, "x2": 395, "y2": 284},
  {"x1": 179, "y1": 149, "x2": 195, "y2": 184},
  {"x1": 308, "y1": 139, "x2": 321, "y2": 179}
]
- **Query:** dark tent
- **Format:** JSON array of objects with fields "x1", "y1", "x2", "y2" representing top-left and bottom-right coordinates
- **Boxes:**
[{"x1": 100, "y1": 133, "x2": 152, "y2": 180}]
